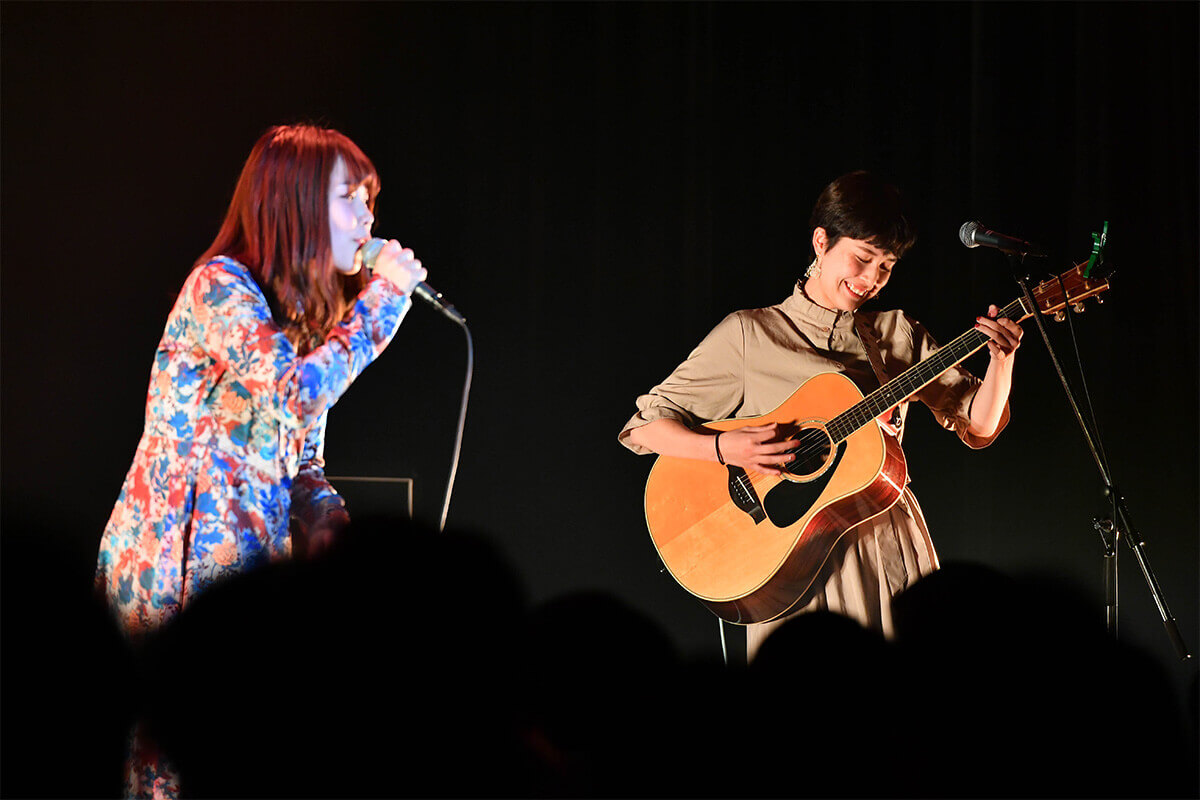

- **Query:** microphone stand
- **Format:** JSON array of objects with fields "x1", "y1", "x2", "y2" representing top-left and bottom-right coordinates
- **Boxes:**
[{"x1": 1006, "y1": 253, "x2": 1190, "y2": 660}]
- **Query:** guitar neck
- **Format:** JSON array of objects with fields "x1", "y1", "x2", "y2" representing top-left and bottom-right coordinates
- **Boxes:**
[{"x1": 826, "y1": 295, "x2": 1030, "y2": 444}]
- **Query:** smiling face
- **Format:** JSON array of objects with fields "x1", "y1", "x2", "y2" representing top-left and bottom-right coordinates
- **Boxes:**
[
  {"x1": 328, "y1": 156, "x2": 375, "y2": 275},
  {"x1": 805, "y1": 226, "x2": 897, "y2": 312}
]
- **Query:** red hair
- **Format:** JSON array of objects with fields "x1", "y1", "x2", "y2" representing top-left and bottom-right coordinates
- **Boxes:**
[{"x1": 198, "y1": 124, "x2": 380, "y2": 354}]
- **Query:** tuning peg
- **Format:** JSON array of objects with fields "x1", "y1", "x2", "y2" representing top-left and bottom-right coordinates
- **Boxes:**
[
  {"x1": 1072, "y1": 302, "x2": 1086, "y2": 313},
  {"x1": 1053, "y1": 310, "x2": 1067, "y2": 322}
]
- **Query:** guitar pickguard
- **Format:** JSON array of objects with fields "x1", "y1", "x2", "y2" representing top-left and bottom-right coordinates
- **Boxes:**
[{"x1": 761, "y1": 441, "x2": 847, "y2": 527}]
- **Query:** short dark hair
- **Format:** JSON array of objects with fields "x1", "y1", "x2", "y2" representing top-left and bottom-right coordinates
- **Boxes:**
[{"x1": 809, "y1": 171, "x2": 917, "y2": 259}]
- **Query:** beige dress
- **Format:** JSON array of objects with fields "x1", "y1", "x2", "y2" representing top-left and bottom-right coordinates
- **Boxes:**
[{"x1": 619, "y1": 281, "x2": 1008, "y2": 658}]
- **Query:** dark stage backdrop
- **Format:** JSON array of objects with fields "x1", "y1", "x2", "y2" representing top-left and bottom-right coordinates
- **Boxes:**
[{"x1": 2, "y1": 0, "x2": 1196, "y2": 789}]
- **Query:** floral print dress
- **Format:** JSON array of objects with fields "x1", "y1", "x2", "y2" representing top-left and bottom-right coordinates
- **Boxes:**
[{"x1": 96, "y1": 256, "x2": 411, "y2": 636}]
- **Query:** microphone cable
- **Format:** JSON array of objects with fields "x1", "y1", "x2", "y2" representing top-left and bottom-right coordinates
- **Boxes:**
[
  {"x1": 438, "y1": 314, "x2": 472, "y2": 533},
  {"x1": 358, "y1": 238, "x2": 472, "y2": 532}
]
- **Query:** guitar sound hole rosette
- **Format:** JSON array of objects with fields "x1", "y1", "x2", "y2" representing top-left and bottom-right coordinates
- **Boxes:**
[{"x1": 783, "y1": 424, "x2": 835, "y2": 483}]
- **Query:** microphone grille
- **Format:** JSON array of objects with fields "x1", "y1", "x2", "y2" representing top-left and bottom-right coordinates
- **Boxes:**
[
  {"x1": 959, "y1": 221, "x2": 982, "y2": 248},
  {"x1": 356, "y1": 238, "x2": 387, "y2": 272}
]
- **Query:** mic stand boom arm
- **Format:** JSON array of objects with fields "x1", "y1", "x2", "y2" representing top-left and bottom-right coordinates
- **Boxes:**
[{"x1": 1007, "y1": 253, "x2": 1190, "y2": 660}]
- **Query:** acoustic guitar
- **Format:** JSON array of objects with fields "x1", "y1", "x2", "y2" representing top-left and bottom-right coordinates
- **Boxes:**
[{"x1": 644, "y1": 261, "x2": 1111, "y2": 624}]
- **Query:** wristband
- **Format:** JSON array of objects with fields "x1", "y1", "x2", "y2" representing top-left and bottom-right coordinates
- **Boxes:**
[{"x1": 714, "y1": 432, "x2": 726, "y2": 465}]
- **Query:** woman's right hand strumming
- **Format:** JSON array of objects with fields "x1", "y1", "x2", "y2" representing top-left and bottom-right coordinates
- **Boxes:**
[
  {"x1": 371, "y1": 239, "x2": 427, "y2": 296},
  {"x1": 629, "y1": 419, "x2": 797, "y2": 476},
  {"x1": 715, "y1": 423, "x2": 798, "y2": 476}
]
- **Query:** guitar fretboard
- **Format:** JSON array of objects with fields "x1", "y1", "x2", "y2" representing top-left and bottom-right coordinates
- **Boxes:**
[{"x1": 825, "y1": 296, "x2": 1029, "y2": 444}]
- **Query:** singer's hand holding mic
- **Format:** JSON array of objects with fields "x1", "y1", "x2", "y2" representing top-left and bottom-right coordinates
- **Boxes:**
[
  {"x1": 357, "y1": 238, "x2": 466, "y2": 324},
  {"x1": 364, "y1": 239, "x2": 427, "y2": 296}
]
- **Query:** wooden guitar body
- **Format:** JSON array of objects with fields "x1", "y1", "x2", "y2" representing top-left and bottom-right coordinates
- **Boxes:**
[{"x1": 644, "y1": 371, "x2": 908, "y2": 624}]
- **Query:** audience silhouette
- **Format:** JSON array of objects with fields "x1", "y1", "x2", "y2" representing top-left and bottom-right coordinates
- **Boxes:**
[
  {"x1": 2, "y1": 511, "x2": 1195, "y2": 798},
  {"x1": 1, "y1": 511, "x2": 135, "y2": 799}
]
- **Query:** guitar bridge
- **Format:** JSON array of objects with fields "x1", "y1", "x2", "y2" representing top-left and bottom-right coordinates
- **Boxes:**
[{"x1": 727, "y1": 466, "x2": 766, "y2": 524}]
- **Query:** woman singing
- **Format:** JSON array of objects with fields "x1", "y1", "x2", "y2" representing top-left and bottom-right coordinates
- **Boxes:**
[
  {"x1": 96, "y1": 124, "x2": 425, "y2": 634},
  {"x1": 619, "y1": 171, "x2": 1023, "y2": 659},
  {"x1": 96, "y1": 124, "x2": 425, "y2": 796}
]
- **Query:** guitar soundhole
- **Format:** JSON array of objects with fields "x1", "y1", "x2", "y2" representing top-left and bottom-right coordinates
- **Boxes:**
[{"x1": 785, "y1": 427, "x2": 834, "y2": 481}]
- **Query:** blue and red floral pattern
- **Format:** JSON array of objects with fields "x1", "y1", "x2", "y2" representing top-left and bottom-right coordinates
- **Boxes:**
[{"x1": 96, "y1": 257, "x2": 410, "y2": 635}]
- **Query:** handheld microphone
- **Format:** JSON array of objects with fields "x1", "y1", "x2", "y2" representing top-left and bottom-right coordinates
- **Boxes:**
[
  {"x1": 357, "y1": 238, "x2": 465, "y2": 324},
  {"x1": 959, "y1": 221, "x2": 1047, "y2": 257}
]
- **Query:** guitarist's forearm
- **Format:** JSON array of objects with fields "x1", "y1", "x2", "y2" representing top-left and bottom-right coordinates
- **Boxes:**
[
  {"x1": 627, "y1": 419, "x2": 720, "y2": 462},
  {"x1": 968, "y1": 357, "x2": 1015, "y2": 438}
]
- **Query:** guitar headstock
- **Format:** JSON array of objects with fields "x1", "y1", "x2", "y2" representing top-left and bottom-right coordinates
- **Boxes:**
[{"x1": 1028, "y1": 261, "x2": 1113, "y2": 321}]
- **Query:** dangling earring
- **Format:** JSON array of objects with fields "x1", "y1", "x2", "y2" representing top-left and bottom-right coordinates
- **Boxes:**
[{"x1": 805, "y1": 258, "x2": 822, "y2": 279}]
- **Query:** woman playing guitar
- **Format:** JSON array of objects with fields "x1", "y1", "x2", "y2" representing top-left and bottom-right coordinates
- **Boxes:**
[{"x1": 618, "y1": 171, "x2": 1023, "y2": 658}]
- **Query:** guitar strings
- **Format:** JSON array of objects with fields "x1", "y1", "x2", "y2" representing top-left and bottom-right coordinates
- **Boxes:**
[
  {"x1": 763, "y1": 270, "x2": 1095, "y2": 471},
  {"x1": 773, "y1": 297, "x2": 1027, "y2": 469}
]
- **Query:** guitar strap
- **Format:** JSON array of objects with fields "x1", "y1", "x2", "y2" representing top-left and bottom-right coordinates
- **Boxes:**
[
  {"x1": 853, "y1": 316, "x2": 904, "y2": 434},
  {"x1": 852, "y1": 316, "x2": 889, "y2": 385}
]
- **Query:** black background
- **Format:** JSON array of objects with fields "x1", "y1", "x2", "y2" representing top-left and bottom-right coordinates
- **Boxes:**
[{"x1": 2, "y1": 1, "x2": 1197, "y2": 791}]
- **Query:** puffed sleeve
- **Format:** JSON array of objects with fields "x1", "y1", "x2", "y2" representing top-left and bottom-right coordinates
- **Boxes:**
[
  {"x1": 900, "y1": 314, "x2": 1010, "y2": 449},
  {"x1": 189, "y1": 259, "x2": 411, "y2": 431},
  {"x1": 618, "y1": 312, "x2": 747, "y2": 455}
]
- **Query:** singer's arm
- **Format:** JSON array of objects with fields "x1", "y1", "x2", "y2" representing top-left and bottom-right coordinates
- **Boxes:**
[
  {"x1": 967, "y1": 304, "x2": 1023, "y2": 438},
  {"x1": 193, "y1": 260, "x2": 410, "y2": 430},
  {"x1": 290, "y1": 412, "x2": 349, "y2": 558}
]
